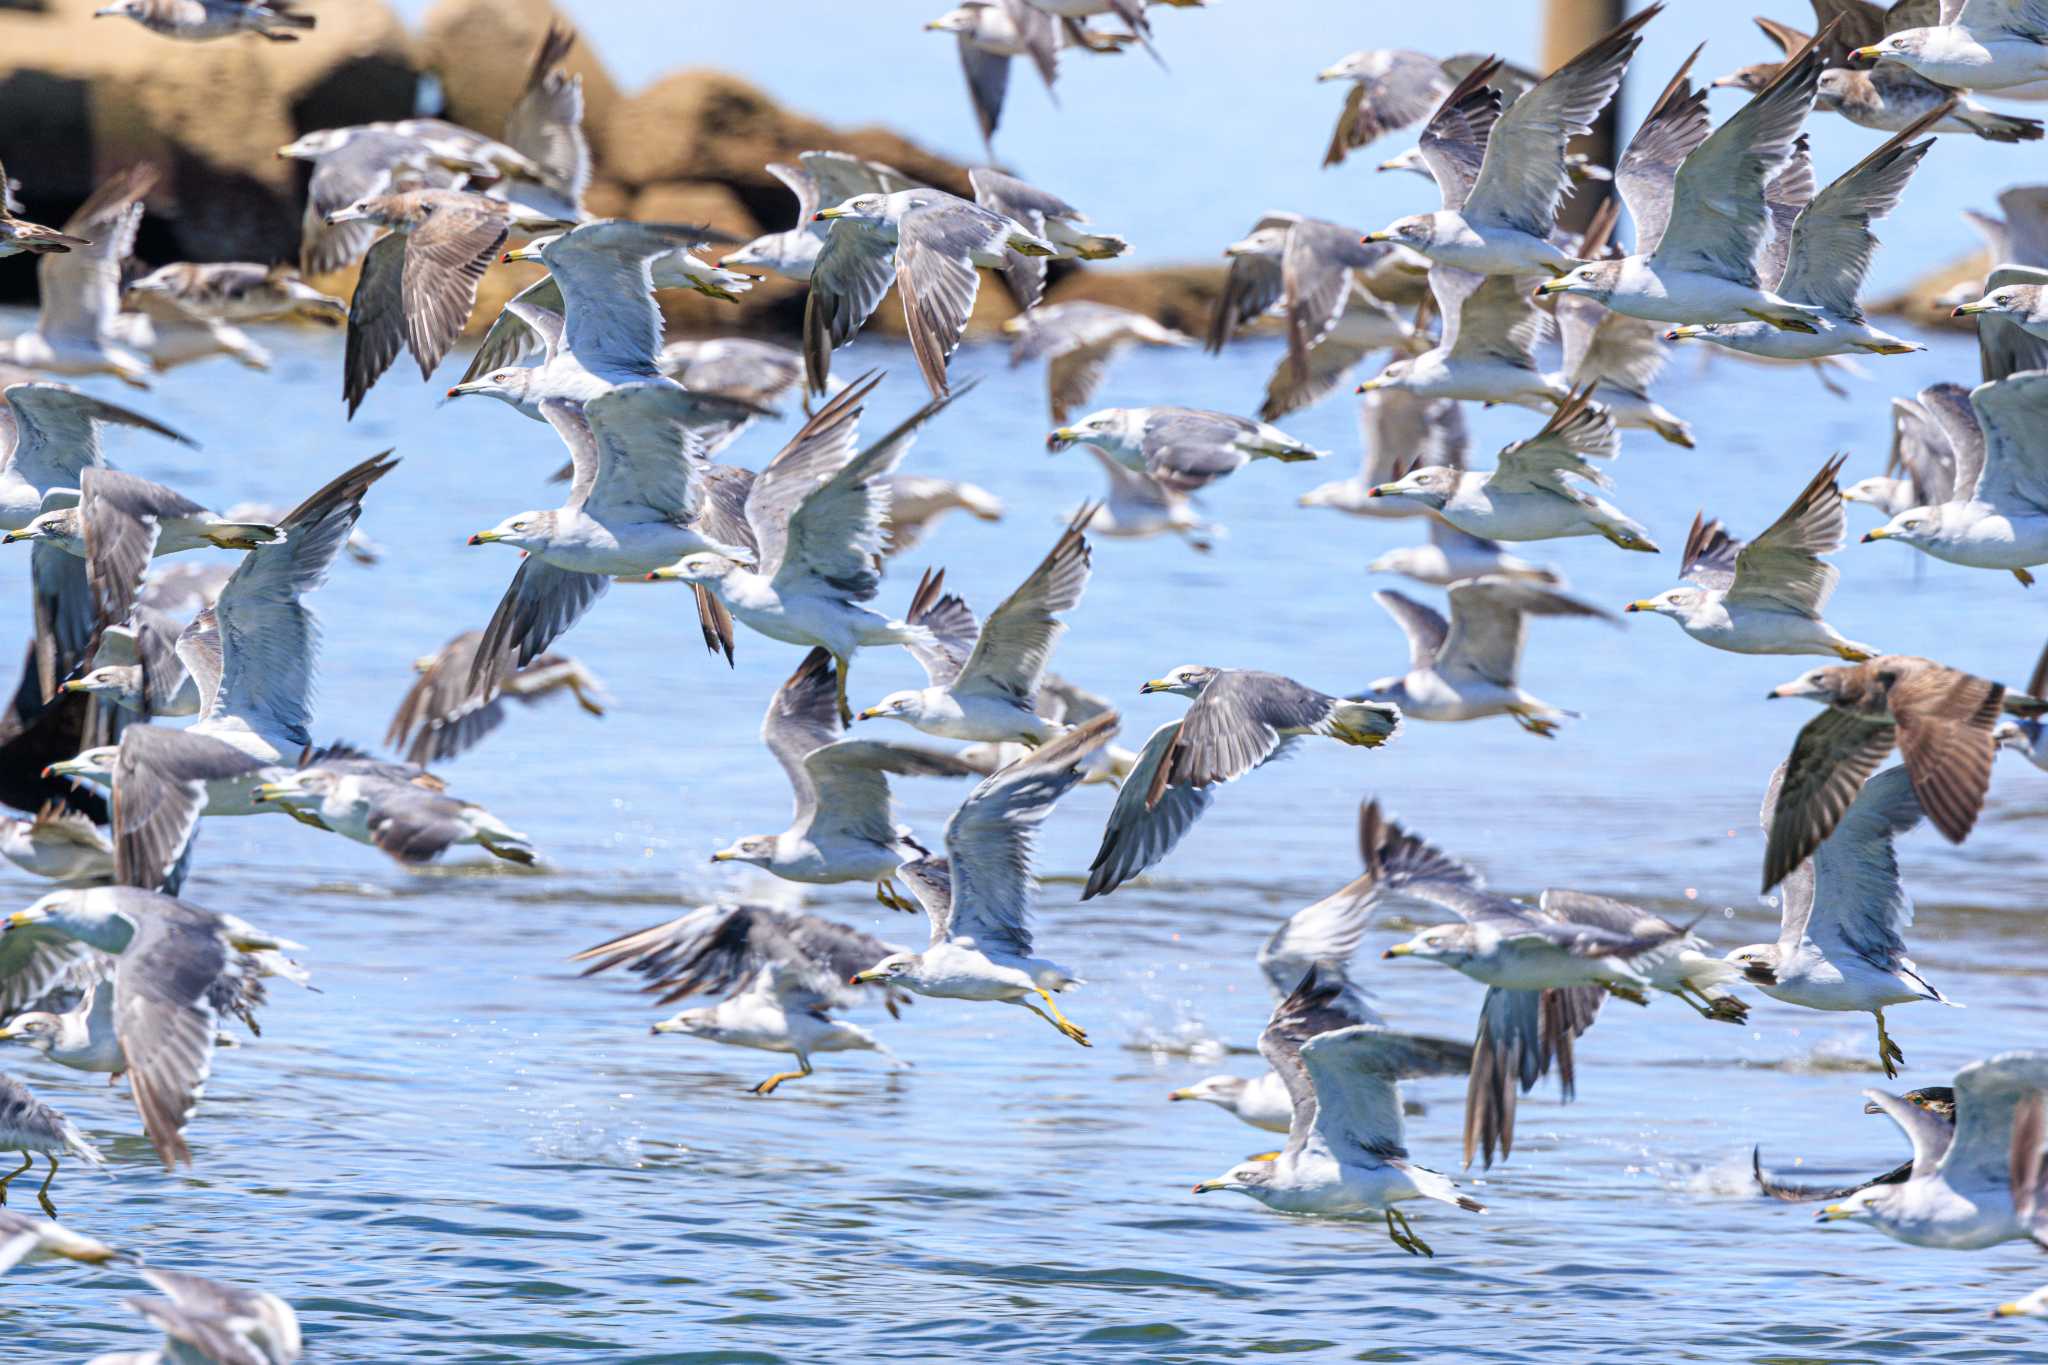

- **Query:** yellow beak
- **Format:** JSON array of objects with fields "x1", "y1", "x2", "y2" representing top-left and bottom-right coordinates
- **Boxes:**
[
  {"x1": 250, "y1": 782, "x2": 285, "y2": 804},
  {"x1": 5, "y1": 910, "x2": 37, "y2": 929},
  {"x1": 1852, "y1": 44, "x2": 1883, "y2": 60},
  {"x1": 1994, "y1": 1303, "x2": 2028, "y2": 1317},
  {"x1": 468, "y1": 529, "x2": 501, "y2": 545},
  {"x1": 1362, "y1": 230, "x2": 1390, "y2": 244},
  {"x1": 1952, "y1": 301, "x2": 1989, "y2": 316},
  {"x1": 1191, "y1": 1179, "x2": 1228, "y2": 1193},
  {"x1": 1625, "y1": 600, "x2": 1656, "y2": 613},
  {"x1": 1382, "y1": 941, "x2": 1416, "y2": 958},
  {"x1": 855, "y1": 707, "x2": 884, "y2": 720},
  {"x1": 1168, "y1": 1087, "x2": 1198, "y2": 1101},
  {"x1": 1355, "y1": 376, "x2": 1385, "y2": 393},
  {"x1": 0, "y1": 1024, "x2": 17, "y2": 1040},
  {"x1": 709, "y1": 850, "x2": 734, "y2": 862},
  {"x1": 1863, "y1": 527, "x2": 1891, "y2": 542},
  {"x1": 1534, "y1": 279, "x2": 1568, "y2": 296},
  {"x1": 1, "y1": 531, "x2": 24, "y2": 544},
  {"x1": 850, "y1": 968, "x2": 885, "y2": 984},
  {"x1": 1815, "y1": 1203, "x2": 1855, "y2": 1222},
  {"x1": 501, "y1": 244, "x2": 541, "y2": 264},
  {"x1": 646, "y1": 564, "x2": 682, "y2": 581},
  {"x1": 59, "y1": 679, "x2": 86, "y2": 692},
  {"x1": 1139, "y1": 679, "x2": 1172, "y2": 694},
  {"x1": 816, "y1": 207, "x2": 845, "y2": 220}
]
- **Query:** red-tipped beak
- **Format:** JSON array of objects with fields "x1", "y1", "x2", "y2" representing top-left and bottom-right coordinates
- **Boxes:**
[
  {"x1": 811, "y1": 212, "x2": 827, "y2": 222},
  {"x1": 499, "y1": 252, "x2": 515, "y2": 264},
  {"x1": 1367, "y1": 487, "x2": 1383, "y2": 498},
  {"x1": 466, "y1": 534, "x2": 483, "y2": 545},
  {"x1": 38, "y1": 764, "x2": 53, "y2": 779},
  {"x1": 445, "y1": 387, "x2": 461, "y2": 398},
  {"x1": 1661, "y1": 329, "x2": 1681, "y2": 341},
  {"x1": 1950, "y1": 305, "x2": 1967, "y2": 318}
]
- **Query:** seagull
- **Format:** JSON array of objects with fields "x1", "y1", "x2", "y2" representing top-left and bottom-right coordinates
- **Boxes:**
[
  {"x1": 281, "y1": 128, "x2": 479, "y2": 276},
  {"x1": 1361, "y1": 577, "x2": 1617, "y2": 736},
  {"x1": 1069, "y1": 446, "x2": 1219, "y2": 551},
  {"x1": 1315, "y1": 49, "x2": 1455, "y2": 167},
  {"x1": 659, "y1": 337, "x2": 815, "y2": 414},
  {"x1": 857, "y1": 511, "x2": 1091, "y2": 743},
  {"x1": 1298, "y1": 390, "x2": 1465, "y2": 519},
  {"x1": 722, "y1": 151, "x2": 922, "y2": 282},
  {"x1": 1368, "y1": 390, "x2": 1657, "y2": 552},
  {"x1": 710, "y1": 648, "x2": 974, "y2": 908},
  {"x1": 969, "y1": 168, "x2": 1129, "y2": 308},
  {"x1": 650, "y1": 385, "x2": 962, "y2": 724},
  {"x1": 0, "y1": 1207, "x2": 126, "y2": 1273},
  {"x1": 0, "y1": 166, "x2": 157, "y2": 386},
  {"x1": 0, "y1": 157, "x2": 88, "y2": 259},
  {"x1": 1552, "y1": 202, "x2": 1695, "y2": 445},
  {"x1": 331, "y1": 189, "x2": 572, "y2": 415},
  {"x1": 950, "y1": 672, "x2": 1136, "y2": 788},
  {"x1": 250, "y1": 743, "x2": 537, "y2": 867},
  {"x1": 1842, "y1": 382, "x2": 1975, "y2": 520},
  {"x1": 1190, "y1": 965, "x2": 1481, "y2": 1254},
  {"x1": 387, "y1": 630, "x2": 607, "y2": 765},
  {"x1": 1626, "y1": 456, "x2": 1878, "y2": 660},
  {"x1": 1861, "y1": 372, "x2": 2048, "y2": 583},
  {"x1": 1082, "y1": 668, "x2": 1400, "y2": 898},
  {"x1": 0, "y1": 804, "x2": 112, "y2": 885},
  {"x1": 1665, "y1": 115, "x2": 1936, "y2": 358},
  {"x1": 1995, "y1": 638, "x2": 2048, "y2": 769},
  {"x1": 462, "y1": 380, "x2": 760, "y2": 700},
  {"x1": 1363, "y1": 7, "x2": 1657, "y2": 277},
  {"x1": 881, "y1": 473, "x2": 1005, "y2": 555},
  {"x1": 1854, "y1": 1, "x2": 2048, "y2": 91},
  {"x1": 0, "y1": 1073, "x2": 99, "y2": 1219},
  {"x1": 1047, "y1": 406, "x2": 1323, "y2": 492},
  {"x1": 1817, "y1": 1051, "x2": 2048, "y2": 1248},
  {"x1": 574, "y1": 903, "x2": 908, "y2": 1094},
  {"x1": 92, "y1": 0, "x2": 313, "y2": 40},
  {"x1": 925, "y1": 2, "x2": 1063, "y2": 150},
  {"x1": 3, "y1": 886, "x2": 293, "y2": 1167},
  {"x1": 0, "y1": 971, "x2": 125, "y2": 1079},
  {"x1": 850, "y1": 713, "x2": 1120, "y2": 1047},
  {"x1": 1734, "y1": 763, "x2": 1955, "y2": 1077},
  {"x1": 1762, "y1": 655, "x2": 2017, "y2": 890},
  {"x1": 1367, "y1": 518, "x2": 1562, "y2": 590},
  {"x1": 1538, "y1": 34, "x2": 1831, "y2": 332},
  {"x1": 125, "y1": 262, "x2": 346, "y2": 327},
  {"x1": 1954, "y1": 281, "x2": 2048, "y2": 338},
  {"x1": 1169, "y1": 799, "x2": 1416, "y2": 1135},
  {"x1": 1260, "y1": 287, "x2": 1417, "y2": 422},
  {"x1": 64, "y1": 604, "x2": 201, "y2": 722},
  {"x1": 88, "y1": 1265, "x2": 302, "y2": 1364},
  {"x1": 805, "y1": 187, "x2": 1057, "y2": 398},
  {"x1": 1003, "y1": 301, "x2": 1192, "y2": 423},
  {"x1": 491, "y1": 22, "x2": 593, "y2": 222},
  {"x1": 1753, "y1": 1087, "x2": 1956, "y2": 1203},
  {"x1": 1357, "y1": 266, "x2": 1563, "y2": 410}
]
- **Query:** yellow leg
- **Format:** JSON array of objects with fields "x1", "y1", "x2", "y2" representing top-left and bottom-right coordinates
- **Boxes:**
[
  {"x1": 1834, "y1": 645, "x2": 1876, "y2": 662},
  {"x1": 35, "y1": 1155, "x2": 57, "y2": 1218},
  {"x1": 1856, "y1": 341, "x2": 1920, "y2": 356},
  {"x1": 875, "y1": 879, "x2": 916, "y2": 913},
  {"x1": 1605, "y1": 981, "x2": 1650, "y2": 1007},
  {"x1": 751, "y1": 1055, "x2": 813, "y2": 1096},
  {"x1": 1744, "y1": 307, "x2": 1817, "y2": 335},
  {"x1": 1874, "y1": 1010, "x2": 1904, "y2": 1079},
  {"x1": 570, "y1": 681, "x2": 606, "y2": 716},
  {"x1": 0, "y1": 1152, "x2": 29, "y2": 1204},
  {"x1": 1022, "y1": 992, "x2": 1089, "y2": 1047},
  {"x1": 1507, "y1": 705, "x2": 1560, "y2": 739},
  {"x1": 2015, "y1": 568, "x2": 2036, "y2": 588},
  {"x1": 1390, "y1": 1206, "x2": 1434, "y2": 1257},
  {"x1": 1246, "y1": 1151, "x2": 1282, "y2": 1162}
]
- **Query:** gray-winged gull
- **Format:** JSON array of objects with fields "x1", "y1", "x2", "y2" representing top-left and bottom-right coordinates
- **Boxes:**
[
  {"x1": 0, "y1": 1072, "x2": 101, "y2": 1216},
  {"x1": 1853, "y1": 3, "x2": 2048, "y2": 91},
  {"x1": 1047, "y1": 405, "x2": 1323, "y2": 493},
  {"x1": 1004, "y1": 301, "x2": 1192, "y2": 424}
]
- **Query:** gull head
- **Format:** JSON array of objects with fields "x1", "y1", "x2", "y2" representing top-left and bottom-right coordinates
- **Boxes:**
[
  {"x1": 648, "y1": 552, "x2": 739, "y2": 585},
  {"x1": 857, "y1": 690, "x2": 927, "y2": 724},
  {"x1": 1192, "y1": 1159, "x2": 1276, "y2": 1197},
  {"x1": 0, "y1": 1012, "x2": 59, "y2": 1053},
  {"x1": 1625, "y1": 587, "x2": 1702, "y2": 620},
  {"x1": 850, "y1": 951, "x2": 918, "y2": 986},
  {"x1": 1724, "y1": 944, "x2": 1781, "y2": 987},
  {"x1": 250, "y1": 770, "x2": 333, "y2": 813},
  {"x1": 924, "y1": 8, "x2": 978, "y2": 35},
  {"x1": 62, "y1": 665, "x2": 143, "y2": 708},
  {"x1": 1356, "y1": 358, "x2": 1413, "y2": 394},
  {"x1": 446, "y1": 369, "x2": 532, "y2": 407},
  {"x1": 1996, "y1": 717, "x2": 2043, "y2": 756},
  {"x1": 2, "y1": 507, "x2": 79, "y2": 548},
  {"x1": 43, "y1": 747, "x2": 116, "y2": 785},
  {"x1": 1168, "y1": 1075, "x2": 1247, "y2": 1108},
  {"x1": 92, "y1": 0, "x2": 140, "y2": 18},
  {"x1": 468, "y1": 510, "x2": 554, "y2": 551},
  {"x1": 1863, "y1": 1087, "x2": 1956, "y2": 1120},
  {"x1": 1840, "y1": 475, "x2": 1904, "y2": 512},
  {"x1": 709, "y1": 835, "x2": 776, "y2": 868},
  {"x1": 1766, "y1": 665, "x2": 1847, "y2": 704},
  {"x1": 1381, "y1": 924, "x2": 1476, "y2": 967},
  {"x1": 323, "y1": 196, "x2": 400, "y2": 228},
  {"x1": 3, "y1": 894, "x2": 65, "y2": 934},
  {"x1": 1363, "y1": 213, "x2": 1437, "y2": 249},
  {"x1": 1852, "y1": 33, "x2": 1919, "y2": 66},
  {"x1": 1367, "y1": 464, "x2": 1454, "y2": 508},
  {"x1": 651, "y1": 1007, "x2": 717, "y2": 1039},
  {"x1": 1952, "y1": 285, "x2": 2039, "y2": 319},
  {"x1": 720, "y1": 236, "x2": 781, "y2": 271},
  {"x1": 1537, "y1": 260, "x2": 1620, "y2": 301},
  {"x1": 1317, "y1": 52, "x2": 1374, "y2": 83},
  {"x1": 813, "y1": 193, "x2": 888, "y2": 228},
  {"x1": 277, "y1": 129, "x2": 349, "y2": 161},
  {"x1": 1815, "y1": 1186, "x2": 1887, "y2": 1226},
  {"x1": 1861, "y1": 505, "x2": 1940, "y2": 547},
  {"x1": 1140, "y1": 664, "x2": 1219, "y2": 698},
  {"x1": 1046, "y1": 408, "x2": 1134, "y2": 455},
  {"x1": 499, "y1": 235, "x2": 562, "y2": 267},
  {"x1": 1711, "y1": 64, "x2": 1776, "y2": 93},
  {"x1": 1377, "y1": 146, "x2": 1427, "y2": 177},
  {"x1": 1223, "y1": 225, "x2": 1289, "y2": 259}
]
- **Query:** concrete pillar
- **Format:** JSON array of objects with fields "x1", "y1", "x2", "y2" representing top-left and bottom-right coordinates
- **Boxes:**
[{"x1": 1545, "y1": 0, "x2": 1628, "y2": 232}]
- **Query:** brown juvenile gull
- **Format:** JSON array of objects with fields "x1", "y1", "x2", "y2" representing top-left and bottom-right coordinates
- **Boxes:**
[
  {"x1": 1315, "y1": 49, "x2": 1455, "y2": 167},
  {"x1": 1761, "y1": 654, "x2": 2021, "y2": 890},
  {"x1": 93, "y1": 0, "x2": 313, "y2": 40},
  {"x1": 330, "y1": 189, "x2": 572, "y2": 416},
  {"x1": 1626, "y1": 455, "x2": 1878, "y2": 659},
  {"x1": 1047, "y1": 406, "x2": 1323, "y2": 493},
  {"x1": 387, "y1": 630, "x2": 608, "y2": 766},
  {"x1": 804, "y1": 188, "x2": 1057, "y2": 397},
  {"x1": 280, "y1": 129, "x2": 474, "y2": 277},
  {"x1": 1083, "y1": 668, "x2": 1400, "y2": 898},
  {"x1": 1003, "y1": 301, "x2": 1192, "y2": 424},
  {"x1": 880, "y1": 474, "x2": 1005, "y2": 556},
  {"x1": 0, "y1": 1072, "x2": 101, "y2": 1216},
  {"x1": 1733, "y1": 762, "x2": 1954, "y2": 1078},
  {"x1": 857, "y1": 508, "x2": 1092, "y2": 743},
  {"x1": 87, "y1": 1265, "x2": 302, "y2": 1364},
  {"x1": 721, "y1": 150, "x2": 922, "y2": 283},
  {"x1": 709, "y1": 648, "x2": 975, "y2": 909},
  {"x1": 969, "y1": 168, "x2": 1129, "y2": 308},
  {"x1": 0, "y1": 157, "x2": 89, "y2": 260},
  {"x1": 125, "y1": 263, "x2": 345, "y2": 327},
  {"x1": 575, "y1": 903, "x2": 909, "y2": 1095},
  {"x1": 1190, "y1": 964, "x2": 1481, "y2": 1254}
]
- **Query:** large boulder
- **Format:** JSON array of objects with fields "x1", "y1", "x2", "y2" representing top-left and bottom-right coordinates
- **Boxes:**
[
  {"x1": 0, "y1": 0, "x2": 417, "y2": 278},
  {"x1": 416, "y1": 0, "x2": 622, "y2": 169}
]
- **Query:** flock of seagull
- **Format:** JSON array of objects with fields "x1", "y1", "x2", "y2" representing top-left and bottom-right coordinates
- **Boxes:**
[{"x1": 4, "y1": 0, "x2": 2048, "y2": 1352}]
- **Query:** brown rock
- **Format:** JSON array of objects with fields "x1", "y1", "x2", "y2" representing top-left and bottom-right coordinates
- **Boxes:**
[
  {"x1": 1869, "y1": 247, "x2": 1988, "y2": 332},
  {"x1": 629, "y1": 182, "x2": 759, "y2": 242},
  {"x1": 582, "y1": 177, "x2": 632, "y2": 219},
  {"x1": 1044, "y1": 265, "x2": 1230, "y2": 337},
  {"x1": 416, "y1": 0, "x2": 622, "y2": 168}
]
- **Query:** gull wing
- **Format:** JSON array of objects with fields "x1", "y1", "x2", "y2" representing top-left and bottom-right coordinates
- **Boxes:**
[
  {"x1": 1323, "y1": 49, "x2": 1452, "y2": 169},
  {"x1": 1373, "y1": 589, "x2": 1447, "y2": 670},
  {"x1": 1653, "y1": 33, "x2": 1826, "y2": 285},
  {"x1": 1776, "y1": 116, "x2": 1937, "y2": 316},
  {"x1": 578, "y1": 381, "x2": 721, "y2": 524},
  {"x1": 1936, "y1": 1052, "x2": 2048, "y2": 1192},
  {"x1": 954, "y1": 509, "x2": 1091, "y2": 701},
  {"x1": 1082, "y1": 718, "x2": 1215, "y2": 899},
  {"x1": 1439, "y1": 576, "x2": 1614, "y2": 685},
  {"x1": 1465, "y1": 985, "x2": 1603, "y2": 1168},
  {"x1": 39, "y1": 165, "x2": 152, "y2": 346},
  {"x1": 1764, "y1": 708, "x2": 1900, "y2": 892},
  {"x1": 745, "y1": 375, "x2": 876, "y2": 578},
  {"x1": 1614, "y1": 45, "x2": 1711, "y2": 256},
  {"x1": 502, "y1": 23, "x2": 590, "y2": 208},
  {"x1": 1, "y1": 383, "x2": 190, "y2": 495},
  {"x1": 399, "y1": 200, "x2": 509, "y2": 380},
  {"x1": 545, "y1": 222, "x2": 709, "y2": 377},
  {"x1": 114, "y1": 894, "x2": 230, "y2": 1168},
  {"x1": 1726, "y1": 454, "x2": 1848, "y2": 615},
  {"x1": 1167, "y1": 671, "x2": 1357, "y2": 790},
  {"x1": 1461, "y1": 8, "x2": 1653, "y2": 236},
  {"x1": 1801, "y1": 763, "x2": 1922, "y2": 966},
  {"x1": 1304, "y1": 1024, "x2": 1473, "y2": 1164},
  {"x1": 1966, "y1": 370, "x2": 2048, "y2": 513},
  {"x1": 1487, "y1": 391, "x2": 1618, "y2": 493},
  {"x1": 803, "y1": 221, "x2": 898, "y2": 395},
  {"x1": 940, "y1": 714, "x2": 1116, "y2": 956}
]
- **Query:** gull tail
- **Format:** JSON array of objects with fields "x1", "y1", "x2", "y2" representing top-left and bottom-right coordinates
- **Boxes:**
[
  {"x1": 1325, "y1": 699, "x2": 1402, "y2": 749},
  {"x1": 1397, "y1": 1160, "x2": 1483, "y2": 1213},
  {"x1": 1958, "y1": 111, "x2": 2043, "y2": 143},
  {"x1": 1067, "y1": 232, "x2": 1130, "y2": 261}
]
